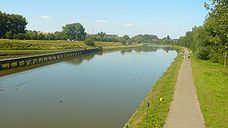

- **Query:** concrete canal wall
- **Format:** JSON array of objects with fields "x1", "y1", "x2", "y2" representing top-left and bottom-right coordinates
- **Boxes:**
[{"x1": 0, "y1": 48, "x2": 99, "y2": 70}]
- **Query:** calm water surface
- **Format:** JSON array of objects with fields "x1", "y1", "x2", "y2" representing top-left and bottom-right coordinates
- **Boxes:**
[{"x1": 0, "y1": 47, "x2": 177, "y2": 128}]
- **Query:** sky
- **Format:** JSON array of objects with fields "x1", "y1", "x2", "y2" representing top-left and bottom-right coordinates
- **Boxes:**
[{"x1": 0, "y1": 0, "x2": 208, "y2": 39}]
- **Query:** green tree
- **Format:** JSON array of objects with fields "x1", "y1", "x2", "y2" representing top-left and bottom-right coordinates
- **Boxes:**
[
  {"x1": 0, "y1": 11, "x2": 7, "y2": 37},
  {"x1": 96, "y1": 32, "x2": 106, "y2": 41},
  {"x1": 8, "y1": 14, "x2": 27, "y2": 35},
  {"x1": 62, "y1": 23, "x2": 86, "y2": 40},
  {"x1": 0, "y1": 11, "x2": 27, "y2": 38},
  {"x1": 45, "y1": 33, "x2": 55, "y2": 40},
  {"x1": 13, "y1": 33, "x2": 26, "y2": 39},
  {"x1": 121, "y1": 35, "x2": 130, "y2": 44},
  {"x1": 84, "y1": 38, "x2": 95, "y2": 46},
  {"x1": 205, "y1": 0, "x2": 228, "y2": 70},
  {"x1": 54, "y1": 31, "x2": 66, "y2": 40},
  {"x1": 26, "y1": 30, "x2": 37, "y2": 40},
  {"x1": 5, "y1": 31, "x2": 13, "y2": 39},
  {"x1": 176, "y1": 0, "x2": 227, "y2": 69},
  {"x1": 37, "y1": 33, "x2": 45, "y2": 40}
]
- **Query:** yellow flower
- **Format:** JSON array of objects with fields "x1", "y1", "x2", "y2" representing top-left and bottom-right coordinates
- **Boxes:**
[{"x1": 160, "y1": 97, "x2": 164, "y2": 102}]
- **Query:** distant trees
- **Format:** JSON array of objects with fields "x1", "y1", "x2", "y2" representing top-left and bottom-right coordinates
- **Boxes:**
[
  {"x1": 87, "y1": 32, "x2": 120, "y2": 42},
  {"x1": 0, "y1": 11, "x2": 170, "y2": 47},
  {"x1": 86, "y1": 33, "x2": 160, "y2": 44},
  {"x1": 0, "y1": 12, "x2": 88, "y2": 41},
  {"x1": 0, "y1": 11, "x2": 27, "y2": 38},
  {"x1": 62, "y1": 23, "x2": 86, "y2": 40},
  {"x1": 130, "y1": 34, "x2": 159, "y2": 44}
]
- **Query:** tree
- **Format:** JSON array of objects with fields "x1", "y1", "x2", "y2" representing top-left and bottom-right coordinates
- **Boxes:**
[
  {"x1": 176, "y1": 0, "x2": 227, "y2": 70},
  {"x1": 8, "y1": 14, "x2": 27, "y2": 35},
  {"x1": 121, "y1": 35, "x2": 130, "y2": 44},
  {"x1": 54, "y1": 31, "x2": 66, "y2": 40},
  {"x1": 26, "y1": 30, "x2": 37, "y2": 40},
  {"x1": 205, "y1": 0, "x2": 228, "y2": 71},
  {"x1": 96, "y1": 32, "x2": 106, "y2": 41},
  {"x1": 0, "y1": 11, "x2": 27, "y2": 38},
  {"x1": 5, "y1": 31, "x2": 13, "y2": 39},
  {"x1": 0, "y1": 11, "x2": 7, "y2": 38},
  {"x1": 84, "y1": 38, "x2": 95, "y2": 46},
  {"x1": 45, "y1": 33, "x2": 55, "y2": 40},
  {"x1": 37, "y1": 33, "x2": 45, "y2": 40},
  {"x1": 13, "y1": 33, "x2": 26, "y2": 39},
  {"x1": 62, "y1": 23, "x2": 86, "y2": 40}
]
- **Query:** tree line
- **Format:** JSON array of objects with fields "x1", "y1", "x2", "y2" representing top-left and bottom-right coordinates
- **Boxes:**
[
  {"x1": 87, "y1": 33, "x2": 160, "y2": 45},
  {"x1": 175, "y1": 0, "x2": 227, "y2": 66},
  {"x1": 0, "y1": 11, "x2": 172, "y2": 45}
]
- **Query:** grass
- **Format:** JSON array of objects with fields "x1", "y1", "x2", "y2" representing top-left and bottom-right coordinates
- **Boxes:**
[
  {"x1": 191, "y1": 56, "x2": 228, "y2": 128},
  {"x1": 0, "y1": 39, "x2": 90, "y2": 50},
  {"x1": 0, "y1": 39, "x2": 139, "y2": 51},
  {"x1": 124, "y1": 47, "x2": 183, "y2": 128},
  {"x1": 0, "y1": 39, "x2": 141, "y2": 59},
  {"x1": 0, "y1": 50, "x2": 60, "y2": 55}
]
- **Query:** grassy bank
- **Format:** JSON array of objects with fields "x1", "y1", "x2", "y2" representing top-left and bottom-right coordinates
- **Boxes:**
[
  {"x1": 124, "y1": 47, "x2": 183, "y2": 128},
  {"x1": 0, "y1": 39, "x2": 141, "y2": 59},
  {"x1": 191, "y1": 56, "x2": 228, "y2": 128}
]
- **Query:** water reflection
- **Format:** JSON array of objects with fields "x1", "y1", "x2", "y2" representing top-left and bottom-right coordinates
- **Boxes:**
[
  {"x1": 0, "y1": 46, "x2": 177, "y2": 128},
  {"x1": 67, "y1": 54, "x2": 96, "y2": 65},
  {"x1": 121, "y1": 46, "x2": 177, "y2": 55}
]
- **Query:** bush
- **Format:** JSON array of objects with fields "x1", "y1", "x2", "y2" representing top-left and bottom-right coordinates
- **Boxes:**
[
  {"x1": 5, "y1": 32, "x2": 13, "y2": 39},
  {"x1": 84, "y1": 38, "x2": 95, "y2": 46},
  {"x1": 13, "y1": 33, "x2": 27, "y2": 39},
  {"x1": 196, "y1": 47, "x2": 210, "y2": 60},
  {"x1": 121, "y1": 41, "x2": 127, "y2": 45}
]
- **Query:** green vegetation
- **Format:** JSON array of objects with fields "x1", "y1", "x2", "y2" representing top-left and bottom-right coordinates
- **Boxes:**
[
  {"x1": 174, "y1": 1, "x2": 228, "y2": 126},
  {"x1": 0, "y1": 11, "x2": 27, "y2": 38},
  {"x1": 0, "y1": 11, "x2": 171, "y2": 45},
  {"x1": 62, "y1": 23, "x2": 86, "y2": 40},
  {"x1": 0, "y1": 39, "x2": 90, "y2": 50},
  {"x1": 0, "y1": 39, "x2": 141, "y2": 60},
  {"x1": 0, "y1": 50, "x2": 60, "y2": 55},
  {"x1": 84, "y1": 38, "x2": 95, "y2": 46},
  {"x1": 125, "y1": 46, "x2": 183, "y2": 128},
  {"x1": 191, "y1": 56, "x2": 228, "y2": 128},
  {"x1": 176, "y1": 0, "x2": 227, "y2": 67}
]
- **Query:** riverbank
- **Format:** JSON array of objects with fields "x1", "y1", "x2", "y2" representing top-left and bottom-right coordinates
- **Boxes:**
[
  {"x1": 124, "y1": 46, "x2": 183, "y2": 128},
  {"x1": 0, "y1": 39, "x2": 141, "y2": 60},
  {"x1": 191, "y1": 56, "x2": 228, "y2": 128}
]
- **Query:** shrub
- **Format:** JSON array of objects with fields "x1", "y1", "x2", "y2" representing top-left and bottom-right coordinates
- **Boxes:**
[
  {"x1": 196, "y1": 47, "x2": 210, "y2": 60},
  {"x1": 5, "y1": 32, "x2": 13, "y2": 39},
  {"x1": 84, "y1": 38, "x2": 95, "y2": 46}
]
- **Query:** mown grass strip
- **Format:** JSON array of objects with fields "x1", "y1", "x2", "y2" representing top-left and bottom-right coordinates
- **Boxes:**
[
  {"x1": 191, "y1": 56, "x2": 228, "y2": 128},
  {"x1": 124, "y1": 47, "x2": 183, "y2": 128}
]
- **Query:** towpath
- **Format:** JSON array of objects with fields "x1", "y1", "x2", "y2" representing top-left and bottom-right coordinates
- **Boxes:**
[{"x1": 164, "y1": 49, "x2": 205, "y2": 128}]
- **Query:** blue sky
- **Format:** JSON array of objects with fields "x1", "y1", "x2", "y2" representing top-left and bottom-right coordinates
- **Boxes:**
[{"x1": 0, "y1": 0, "x2": 208, "y2": 38}]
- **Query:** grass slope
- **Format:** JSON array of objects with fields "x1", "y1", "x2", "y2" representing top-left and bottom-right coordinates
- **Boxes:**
[
  {"x1": 0, "y1": 39, "x2": 141, "y2": 59},
  {"x1": 125, "y1": 49, "x2": 183, "y2": 128},
  {"x1": 191, "y1": 56, "x2": 228, "y2": 128}
]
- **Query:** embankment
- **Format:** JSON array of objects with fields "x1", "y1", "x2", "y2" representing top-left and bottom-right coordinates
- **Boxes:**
[{"x1": 124, "y1": 46, "x2": 183, "y2": 128}]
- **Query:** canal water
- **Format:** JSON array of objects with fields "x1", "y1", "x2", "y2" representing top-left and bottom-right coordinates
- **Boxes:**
[{"x1": 0, "y1": 46, "x2": 177, "y2": 128}]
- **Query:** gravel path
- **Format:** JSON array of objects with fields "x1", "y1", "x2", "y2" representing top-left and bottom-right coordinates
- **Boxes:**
[{"x1": 164, "y1": 49, "x2": 205, "y2": 128}]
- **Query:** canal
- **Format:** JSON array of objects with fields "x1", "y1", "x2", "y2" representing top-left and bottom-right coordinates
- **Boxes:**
[{"x1": 0, "y1": 46, "x2": 177, "y2": 128}]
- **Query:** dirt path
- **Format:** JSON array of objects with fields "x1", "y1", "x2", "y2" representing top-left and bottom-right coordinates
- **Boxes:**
[{"x1": 164, "y1": 49, "x2": 205, "y2": 128}]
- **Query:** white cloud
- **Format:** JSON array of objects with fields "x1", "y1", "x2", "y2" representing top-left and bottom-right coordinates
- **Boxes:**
[
  {"x1": 40, "y1": 16, "x2": 50, "y2": 20},
  {"x1": 122, "y1": 23, "x2": 134, "y2": 27},
  {"x1": 96, "y1": 19, "x2": 108, "y2": 24}
]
